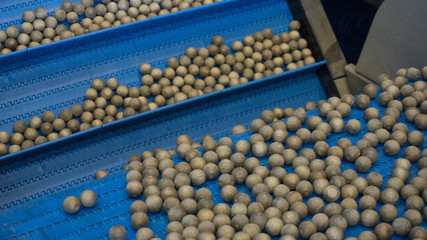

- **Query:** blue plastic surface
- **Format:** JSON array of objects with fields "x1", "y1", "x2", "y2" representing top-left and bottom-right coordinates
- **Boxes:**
[
  {"x1": 0, "y1": 62, "x2": 326, "y2": 211},
  {"x1": 0, "y1": 0, "x2": 329, "y2": 210},
  {"x1": 0, "y1": 0, "x2": 303, "y2": 144},
  {"x1": 0, "y1": 0, "x2": 82, "y2": 30},
  {"x1": 1, "y1": 89, "x2": 425, "y2": 240}
]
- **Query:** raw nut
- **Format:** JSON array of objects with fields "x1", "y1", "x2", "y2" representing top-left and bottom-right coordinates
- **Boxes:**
[
  {"x1": 63, "y1": 196, "x2": 81, "y2": 214},
  {"x1": 109, "y1": 225, "x2": 127, "y2": 240},
  {"x1": 79, "y1": 190, "x2": 97, "y2": 208}
]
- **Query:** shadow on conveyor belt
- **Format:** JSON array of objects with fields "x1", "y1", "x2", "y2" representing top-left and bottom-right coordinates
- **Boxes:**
[{"x1": 320, "y1": 0, "x2": 377, "y2": 64}]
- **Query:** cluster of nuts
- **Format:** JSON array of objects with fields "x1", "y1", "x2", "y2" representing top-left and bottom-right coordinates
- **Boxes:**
[
  {"x1": 135, "y1": 23, "x2": 315, "y2": 106},
  {"x1": 63, "y1": 190, "x2": 97, "y2": 214},
  {"x1": 0, "y1": 78, "x2": 115, "y2": 155},
  {"x1": 0, "y1": 23, "x2": 315, "y2": 158},
  {"x1": 230, "y1": 100, "x2": 327, "y2": 136},
  {"x1": 0, "y1": 76, "x2": 177, "y2": 156},
  {"x1": 0, "y1": 109, "x2": 81, "y2": 155},
  {"x1": 106, "y1": 66, "x2": 427, "y2": 239},
  {"x1": 0, "y1": 0, "x2": 222, "y2": 55}
]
